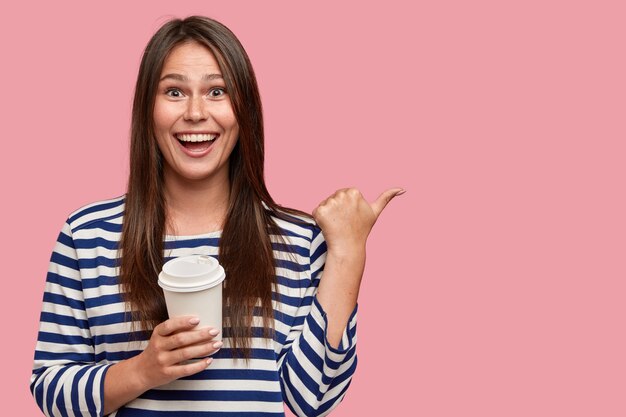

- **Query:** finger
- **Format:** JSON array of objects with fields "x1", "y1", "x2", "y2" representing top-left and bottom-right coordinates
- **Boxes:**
[
  {"x1": 313, "y1": 196, "x2": 332, "y2": 220},
  {"x1": 180, "y1": 357, "x2": 214, "y2": 376},
  {"x1": 312, "y1": 204, "x2": 321, "y2": 219},
  {"x1": 324, "y1": 188, "x2": 351, "y2": 202},
  {"x1": 170, "y1": 357, "x2": 214, "y2": 380},
  {"x1": 370, "y1": 188, "x2": 405, "y2": 218},
  {"x1": 170, "y1": 339, "x2": 223, "y2": 364},
  {"x1": 156, "y1": 316, "x2": 200, "y2": 337},
  {"x1": 161, "y1": 327, "x2": 219, "y2": 351}
]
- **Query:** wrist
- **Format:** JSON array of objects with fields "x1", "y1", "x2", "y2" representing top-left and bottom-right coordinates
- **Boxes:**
[
  {"x1": 103, "y1": 355, "x2": 150, "y2": 415},
  {"x1": 123, "y1": 353, "x2": 153, "y2": 393},
  {"x1": 321, "y1": 247, "x2": 366, "y2": 289},
  {"x1": 326, "y1": 241, "x2": 366, "y2": 260}
]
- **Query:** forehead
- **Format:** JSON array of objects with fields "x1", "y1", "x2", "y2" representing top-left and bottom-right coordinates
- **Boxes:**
[{"x1": 160, "y1": 41, "x2": 222, "y2": 75}]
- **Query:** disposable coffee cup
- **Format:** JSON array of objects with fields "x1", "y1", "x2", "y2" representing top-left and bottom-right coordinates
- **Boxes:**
[{"x1": 158, "y1": 254, "x2": 226, "y2": 341}]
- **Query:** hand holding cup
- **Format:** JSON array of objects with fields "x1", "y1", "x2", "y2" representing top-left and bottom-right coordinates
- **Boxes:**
[{"x1": 133, "y1": 316, "x2": 222, "y2": 390}]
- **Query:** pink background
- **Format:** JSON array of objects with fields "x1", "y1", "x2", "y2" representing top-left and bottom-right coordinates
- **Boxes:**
[{"x1": 2, "y1": 1, "x2": 625, "y2": 415}]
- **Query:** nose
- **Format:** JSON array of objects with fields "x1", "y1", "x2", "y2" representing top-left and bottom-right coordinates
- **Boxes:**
[{"x1": 183, "y1": 96, "x2": 208, "y2": 122}]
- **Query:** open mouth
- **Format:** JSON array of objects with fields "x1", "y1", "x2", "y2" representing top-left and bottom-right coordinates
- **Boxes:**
[{"x1": 175, "y1": 133, "x2": 218, "y2": 152}]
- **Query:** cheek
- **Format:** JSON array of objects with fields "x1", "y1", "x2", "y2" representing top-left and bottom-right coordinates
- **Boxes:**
[
  {"x1": 231, "y1": 123, "x2": 240, "y2": 139},
  {"x1": 153, "y1": 100, "x2": 177, "y2": 132},
  {"x1": 212, "y1": 104, "x2": 238, "y2": 132},
  {"x1": 222, "y1": 124, "x2": 239, "y2": 160},
  {"x1": 153, "y1": 109, "x2": 174, "y2": 154}
]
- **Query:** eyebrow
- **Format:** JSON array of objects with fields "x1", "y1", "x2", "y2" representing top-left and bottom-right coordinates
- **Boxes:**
[{"x1": 159, "y1": 73, "x2": 224, "y2": 82}]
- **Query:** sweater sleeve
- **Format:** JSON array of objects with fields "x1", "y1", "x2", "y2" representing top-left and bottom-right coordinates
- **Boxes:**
[
  {"x1": 278, "y1": 227, "x2": 358, "y2": 417},
  {"x1": 30, "y1": 220, "x2": 113, "y2": 417}
]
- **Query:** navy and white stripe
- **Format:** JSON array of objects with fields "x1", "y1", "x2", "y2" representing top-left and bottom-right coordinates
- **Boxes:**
[{"x1": 31, "y1": 196, "x2": 358, "y2": 417}]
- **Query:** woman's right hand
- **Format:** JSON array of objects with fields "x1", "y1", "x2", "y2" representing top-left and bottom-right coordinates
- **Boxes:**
[
  {"x1": 134, "y1": 316, "x2": 222, "y2": 390},
  {"x1": 103, "y1": 316, "x2": 221, "y2": 414}
]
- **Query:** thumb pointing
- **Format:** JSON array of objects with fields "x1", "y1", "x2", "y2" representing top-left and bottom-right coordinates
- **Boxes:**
[{"x1": 371, "y1": 188, "x2": 405, "y2": 218}]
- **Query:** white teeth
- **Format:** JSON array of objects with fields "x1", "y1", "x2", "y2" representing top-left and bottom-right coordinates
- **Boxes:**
[{"x1": 176, "y1": 133, "x2": 217, "y2": 142}]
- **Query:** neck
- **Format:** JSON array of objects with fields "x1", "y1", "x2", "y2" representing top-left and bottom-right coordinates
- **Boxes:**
[{"x1": 163, "y1": 169, "x2": 231, "y2": 236}]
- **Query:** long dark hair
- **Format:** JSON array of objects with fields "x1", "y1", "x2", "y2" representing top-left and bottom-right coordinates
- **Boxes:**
[{"x1": 120, "y1": 16, "x2": 307, "y2": 358}]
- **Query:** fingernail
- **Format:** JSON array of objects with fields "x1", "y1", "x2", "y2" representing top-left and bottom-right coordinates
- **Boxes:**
[
  {"x1": 213, "y1": 341, "x2": 223, "y2": 349},
  {"x1": 189, "y1": 317, "x2": 200, "y2": 325},
  {"x1": 209, "y1": 328, "x2": 219, "y2": 336},
  {"x1": 206, "y1": 358, "x2": 213, "y2": 366},
  {"x1": 396, "y1": 189, "x2": 406, "y2": 195}
]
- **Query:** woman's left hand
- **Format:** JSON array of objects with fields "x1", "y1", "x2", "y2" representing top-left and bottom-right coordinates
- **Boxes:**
[
  {"x1": 312, "y1": 187, "x2": 404, "y2": 254},
  {"x1": 312, "y1": 187, "x2": 404, "y2": 347}
]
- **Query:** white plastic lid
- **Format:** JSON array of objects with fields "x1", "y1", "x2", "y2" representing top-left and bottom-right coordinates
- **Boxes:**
[{"x1": 158, "y1": 255, "x2": 225, "y2": 292}]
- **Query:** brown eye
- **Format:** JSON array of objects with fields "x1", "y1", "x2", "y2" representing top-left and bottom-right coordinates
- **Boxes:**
[
  {"x1": 208, "y1": 88, "x2": 226, "y2": 98},
  {"x1": 165, "y1": 88, "x2": 183, "y2": 98}
]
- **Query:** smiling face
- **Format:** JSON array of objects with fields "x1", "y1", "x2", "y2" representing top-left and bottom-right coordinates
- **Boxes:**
[{"x1": 153, "y1": 41, "x2": 239, "y2": 186}]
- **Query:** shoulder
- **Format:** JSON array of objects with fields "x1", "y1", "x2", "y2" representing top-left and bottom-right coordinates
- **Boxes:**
[
  {"x1": 267, "y1": 208, "x2": 327, "y2": 262},
  {"x1": 269, "y1": 209, "x2": 328, "y2": 272},
  {"x1": 66, "y1": 195, "x2": 126, "y2": 235},
  {"x1": 268, "y1": 207, "x2": 322, "y2": 243}
]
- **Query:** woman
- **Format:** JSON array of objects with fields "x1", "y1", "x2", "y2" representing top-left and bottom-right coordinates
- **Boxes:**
[{"x1": 31, "y1": 16, "x2": 403, "y2": 417}]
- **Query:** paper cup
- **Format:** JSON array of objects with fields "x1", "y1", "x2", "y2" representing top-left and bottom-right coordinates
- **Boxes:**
[{"x1": 158, "y1": 254, "x2": 226, "y2": 340}]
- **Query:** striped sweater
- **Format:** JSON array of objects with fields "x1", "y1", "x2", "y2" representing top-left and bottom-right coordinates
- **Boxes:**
[{"x1": 31, "y1": 196, "x2": 358, "y2": 417}]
